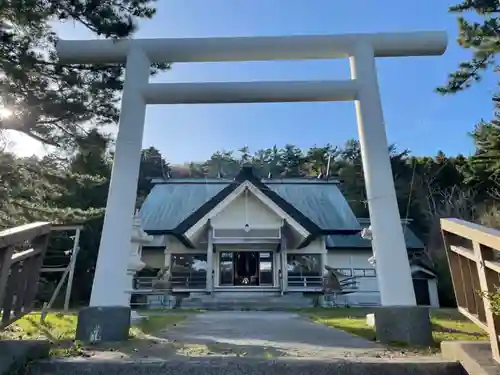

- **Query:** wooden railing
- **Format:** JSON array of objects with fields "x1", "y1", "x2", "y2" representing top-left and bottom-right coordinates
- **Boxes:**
[
  {"x1": 441, "y1": 218, "x2": 500, "y2": 362},
  {"x1": 0, "y1": 222, "x2": 51, "y2": 329}
]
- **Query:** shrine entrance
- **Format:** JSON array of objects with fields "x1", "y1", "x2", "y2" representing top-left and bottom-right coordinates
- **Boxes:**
[{"x1": 218, "y1": 251, "x2": 274, "y2": 287}]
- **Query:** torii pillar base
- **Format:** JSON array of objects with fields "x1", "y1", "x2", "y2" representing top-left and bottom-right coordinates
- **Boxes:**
[
  {"x1": 373, "y1": 306, "x2": 433, "y2": 347},
  {"x1": 75, "y1": 306, "x2": 131, "y2": 343}
]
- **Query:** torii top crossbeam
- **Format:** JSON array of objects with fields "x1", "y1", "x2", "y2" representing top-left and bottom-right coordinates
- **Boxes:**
[{"x1": 56, "y1": 31, "x2": 447, "y2": 64}]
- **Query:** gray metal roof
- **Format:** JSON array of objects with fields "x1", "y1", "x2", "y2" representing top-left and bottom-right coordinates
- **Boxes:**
[
  {"x1": 266, "y1": 182, "x2": 360, "y2": 230},
  {"x1": 140, "y1": 179, "x2": 361, "y2": 232},
  {"x1": 326, "y1": 219, "x2": 425, "y2": 250},
  {"x1": 140, "y1": 181, "x2": 229, "y2": 231}
]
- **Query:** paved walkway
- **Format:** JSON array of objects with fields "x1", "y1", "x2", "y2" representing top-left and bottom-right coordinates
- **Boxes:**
[
  {"x1": 88, "y1": 311, "x2": 440, "y2": 361},
  {"x1": 159, "y1": 311, "x2": 377, "y2": 359}
]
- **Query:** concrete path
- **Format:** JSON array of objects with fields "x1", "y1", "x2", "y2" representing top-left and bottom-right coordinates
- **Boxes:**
[
  {"x1": 158, "y1": 311, "x2": 378, "y2": 359},
  {"x1": 87, "y1": 311, "x2": 441, "y2": 362}
]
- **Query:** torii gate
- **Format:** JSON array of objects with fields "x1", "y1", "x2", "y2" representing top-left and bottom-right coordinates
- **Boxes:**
[{"x1": 56, "y1": 31, "x2": 447, "y2": 343}]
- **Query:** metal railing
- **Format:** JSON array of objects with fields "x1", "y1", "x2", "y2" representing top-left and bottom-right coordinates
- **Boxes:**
[
  {"x1": 0, "y1": 222, "x2": 51, "y2": 329},
  {"x1": 441, "y1": 218, "x2": 500, "y2": 363},
  {"x1": 136, "y1": 274, "x2": 207, "y2": 290},
  {"x1": 287, "y1": 275, "x2": 323, "y2": 289}
]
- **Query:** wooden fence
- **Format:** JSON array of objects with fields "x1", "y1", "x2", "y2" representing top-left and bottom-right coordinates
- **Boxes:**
[
  {"x1": 441, "y1": 218, "x2": 500, "y2": 362},
  {"x1": 0, "y1": 222, "x2": 51, "y2": 329}
]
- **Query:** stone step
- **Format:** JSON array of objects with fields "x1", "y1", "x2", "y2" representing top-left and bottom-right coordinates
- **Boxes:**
[
  {"x1": 26, "y1": 358, "x2": 464, "y2": 375},
  {"x1": 180, "y1": 292, "x2": 314, "y2": 310}
]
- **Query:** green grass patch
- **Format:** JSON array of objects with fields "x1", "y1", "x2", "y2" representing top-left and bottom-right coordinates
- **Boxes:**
[
  {"x1": 1, "y1": 312, "x2": 187, "y2": 342},
  {"x1": 296, "y1": 308, "x2": 488, "y2": 348},
  {"x1": 0, "y1": 313, "x2": 77, "y2": 341},
  {"x1": 132, "y1": 314, "x2": 186, "y2": 336}
]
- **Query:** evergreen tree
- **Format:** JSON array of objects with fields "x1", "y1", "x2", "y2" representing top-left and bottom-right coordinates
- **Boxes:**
[
  {"x1": 137, "y1": 146, "x2": 171, "y2": 205},
  {"x1": 438, "y1": 1, "x2": 499, "y2": 98},
  {"x1": 0, "y1": 0, "x2": 169, "y2": 148},
  {"x1": 466, "y1": 120, "x2": 500, "y2": 189}
]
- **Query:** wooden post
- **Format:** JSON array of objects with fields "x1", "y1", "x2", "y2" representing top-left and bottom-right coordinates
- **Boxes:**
[
  {"x1": 64, "y1": 228, "x2": 81, "y2": 311},
  {"x1": 1, "y1": 263, "x2": 21, "y2": 326},
  {"x1": 23, "y1": 234, "x2": 50, "y2": 311},
  {"x1": 0, "y1": 246, "x2": 14, "y2": 308},
  {"x1": 40, "y1": 263, "x2": 71, "y2": 322},
  {"x1": 473, "y1": 240, "x2": 500, "y2": 362}
]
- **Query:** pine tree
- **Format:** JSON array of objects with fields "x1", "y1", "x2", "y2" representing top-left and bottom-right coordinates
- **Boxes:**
[
  {"x1": 0, "y1": 0, "x2": 169, "y2": 149},
  {"x1": 466, "y1": 120, "x2": 500, "y2": 188},
  {"x1": 438, "y1": 1, "x2": 499, "y2": 97},
  {"x1": 437, "y1": 0, "x2": 500, "y2": 187},
  {"x1": 0, "y1": 130, "x2": 111, "y2": 228}
]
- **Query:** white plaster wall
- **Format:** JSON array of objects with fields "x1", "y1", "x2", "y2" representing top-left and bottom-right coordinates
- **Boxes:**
[
  {"x1": 327, "y1": 249, "x2": 381, "y2": 306},
  {"x1": 289, "y1": 239, "x2": 325, "y2": 254},
  {"x1": 148, "y1": 235, "x2": 166, "y2": 247},
  {"x1": 167, "y1": 236, "x2": 205, "y2": 253},
  {"x1": 211, "y1": 192, "x2": 283, "y2": 229},
  {"x1": 141, "y1": 249, "x2": 165, "y2": 269},
  {"x1": 141, "y1": 236, "x2": 207, "y2": 269}
]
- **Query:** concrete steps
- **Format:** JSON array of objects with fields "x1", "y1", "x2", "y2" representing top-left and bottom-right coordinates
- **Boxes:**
[
  {"x1": 180, "y1": 291, "x2": 314, "y2": 310},
  {"x1": 26, "y1": 358, "x2": 465, "y2": 375}
]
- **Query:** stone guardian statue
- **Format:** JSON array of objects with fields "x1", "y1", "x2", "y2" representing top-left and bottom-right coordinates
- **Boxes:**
[{"x1": 152, "y1": 265, "x2": 172, "y2": 294}]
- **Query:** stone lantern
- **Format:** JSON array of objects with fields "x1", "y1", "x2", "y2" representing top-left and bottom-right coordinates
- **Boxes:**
[{"x1": 128, "y1": 210, "x2": 153, "y2": 322}]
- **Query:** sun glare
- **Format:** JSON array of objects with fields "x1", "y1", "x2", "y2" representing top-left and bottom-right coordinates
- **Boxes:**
[{"x1": 0, "y1": 107, "x2": 12, "y2": 119}]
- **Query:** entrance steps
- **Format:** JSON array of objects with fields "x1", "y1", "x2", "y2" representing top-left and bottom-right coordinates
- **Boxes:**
[
  {"x1": 26, "y1": 357, "x2": 465, "y2": 375},
  {"x1": 180, "y1": 291, "x2": 314, "y2": 310}
]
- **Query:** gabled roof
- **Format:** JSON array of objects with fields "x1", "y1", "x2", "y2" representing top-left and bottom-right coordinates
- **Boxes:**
[
  {"x1": 326, "y1": 218, "x2": 425, "y2": 250},
  {"x1": 140, "y1": 166, "x2": 361, "y2": 239}
]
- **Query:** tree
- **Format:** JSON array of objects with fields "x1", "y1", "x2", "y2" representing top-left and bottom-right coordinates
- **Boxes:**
[
  {"x1": 281, "y1": 144, "x2": 305, "y2": 177},
  {"x1": 438, "y1": 1, "x2": 499, "y2": 98},
  {"x1": 0, "y1": 0, "x2": 169, "y2": 149},
  {"x1": 305, "y1": 144, "x2": 337, "y2": 177},
  {"x1": 436, "y1": 1, "x2": 500, "y2": 196},
  {"x1": 467, "y1": 121, "x2": 500, "y2": 186},
  {"x1": 137, "y1": 146, "x2": 171, "y2": 205}
]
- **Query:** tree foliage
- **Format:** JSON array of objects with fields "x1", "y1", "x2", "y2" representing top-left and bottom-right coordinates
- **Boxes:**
[
  {"x1": 0, "y1": 0, "x2": 169, "y2": 149},
  {"x1": 438, "y1": 0, "x2": 500, "y2": 96}
]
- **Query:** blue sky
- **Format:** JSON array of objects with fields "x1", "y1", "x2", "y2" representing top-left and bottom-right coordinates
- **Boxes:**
[{"x1": 49, "y1": 0, "x2": 496, "y2": 163}]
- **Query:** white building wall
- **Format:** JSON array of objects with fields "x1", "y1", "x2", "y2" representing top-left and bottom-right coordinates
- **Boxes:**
[
  {"x1": 141, "y1": 236, "x2": 203, "y2": 269},
  {"x1": 211, "y1": 192, "x2": 283, "y2": 229},
  {"x1": 289, "y1": 239, "x2": 325, "y2": 254},
  {"x1": 326, "y1": 250, "x2": 440, "y2": 307},
  {"x1": 168, "y1": 236, "x2": 203, "y2": 253},
  {"x1": 327, "y1": 249, "x2": 381, "y2": 306},
  {"x1": 141, "y1": 249, "x2": 165, "y2": 269}
]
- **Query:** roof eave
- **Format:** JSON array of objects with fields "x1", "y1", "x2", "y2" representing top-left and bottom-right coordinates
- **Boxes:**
[{"x1": 144, "y1": 230, "x2": 196, "y2": 249}]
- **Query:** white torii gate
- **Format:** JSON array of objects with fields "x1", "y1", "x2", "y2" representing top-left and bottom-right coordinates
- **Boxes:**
[{"x1": 56, "y1": 31, "x2": 447, "y2": 309}]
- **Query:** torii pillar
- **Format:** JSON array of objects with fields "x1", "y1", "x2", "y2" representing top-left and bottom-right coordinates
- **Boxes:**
[{"x1": 57, "y1": 31, "x2": 447, "y2": 344}]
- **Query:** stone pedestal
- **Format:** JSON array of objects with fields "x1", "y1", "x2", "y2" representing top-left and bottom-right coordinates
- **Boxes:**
[
  {"x1": 127, "y1": 211, "x2": 152, "y2": 323},
  {"x1": 374, "y1": 306, "x2": 433, "y2": 347},
  {"x1": 75, "y1": 306, "x2": 131, "y2": 342}
]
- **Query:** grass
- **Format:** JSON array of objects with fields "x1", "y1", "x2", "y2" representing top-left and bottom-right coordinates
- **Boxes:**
[
  {"x1": 296, "y1": 308, "x2": 488, "y2": 349},
  {"x1": 0, "y1": 313, "x2": 78, "y2": 341},
  {"x1": 132, "y1": 314, "x2": 186, "y2": 336},
  {"x1": 0, "y1": 311, "x2": 187, "y2": 342}
]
